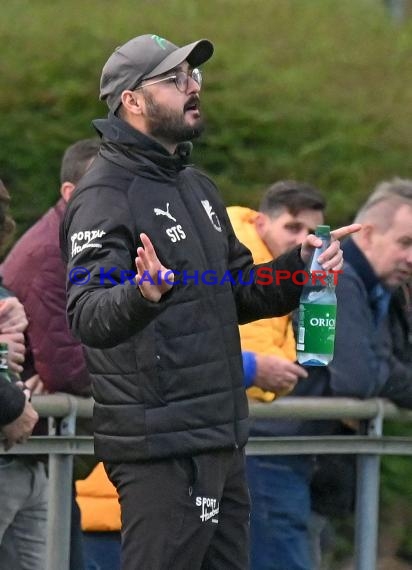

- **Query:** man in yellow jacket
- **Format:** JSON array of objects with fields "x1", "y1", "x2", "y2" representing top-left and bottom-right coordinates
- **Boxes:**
[
  {"x1": 76, "y1": 463, "x2": 121, "y2": 569},
  {"x1": 227, "y1": 180, "x2": 325, "y2": 570},
  {"x1": 228, "y1": 180, "x2": 325, "y2": 401}
]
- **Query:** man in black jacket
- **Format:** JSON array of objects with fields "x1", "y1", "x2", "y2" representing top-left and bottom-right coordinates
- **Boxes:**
[
  {"x1": 381, "y1": 281, "x2": 412, "y2": 407},
  {"x1": 251, "y1": 178, "x2": 412, "y2": 570},
  {"x1": 60, "y1": 34, "x2": 356, "y2": 570}
]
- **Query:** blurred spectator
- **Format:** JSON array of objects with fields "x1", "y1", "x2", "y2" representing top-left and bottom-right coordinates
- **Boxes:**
[
  {"x1": 0, "y1": 179, "x2": 43, "y2": 570},
  {"x1": 2, "y1": 140, "x2": 99, "y2": 396},
  {"x1": 380, "y1": 280, "x2": 412, "y2": 406},
  {"x1": 311, "y1": 181, "x2": 412, "y2": 567},
  {"x1": 0, "y1": 139, "x2": 117, "y2": 570},
  {"x1": 76, "y1": 463, "x2": 121, "y2": 570},
  {"x1": 228, "y1": 180, "x2": 326, "y2": 570},
  {"x1": 228, "y1": 180, "x2": 325, "y2": 401},
  {"x1": 259, "y1": 178, "x2": 412, "y2": 570}
]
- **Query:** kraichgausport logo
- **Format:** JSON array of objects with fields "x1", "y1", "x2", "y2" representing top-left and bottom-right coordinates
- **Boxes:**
[
  {"x1": 71, "y1": 230, "x2": 106, "y2": 258},
  {"x1": 68, "y1": 266, "x2": 344, "y2": 287}
]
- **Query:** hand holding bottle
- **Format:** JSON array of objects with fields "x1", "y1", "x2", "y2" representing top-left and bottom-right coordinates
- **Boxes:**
[
  {"x1": 297, "y1": 224, "x2": 361, "y2": 367},
  {"x1": 0, "y1": 297, "x2": 29, "y2": 334},
  {"x1": 0, "y1": 333, "x2": 25, "y2": 374},
  {"x1": 300, "y1": 223, "x2": 362, "y2": 270}
]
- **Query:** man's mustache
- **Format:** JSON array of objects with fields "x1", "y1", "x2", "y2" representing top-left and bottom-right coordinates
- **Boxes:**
[{"x1": 184, "y1": 96, "x2": 200, "y2": 112}]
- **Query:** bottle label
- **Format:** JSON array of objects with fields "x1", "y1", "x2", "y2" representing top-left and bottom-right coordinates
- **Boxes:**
[
  {"x1": 0, "y1": 343, "x2": 11, "y2": 382},
  {"x1": 0, "y1": 350, "x2": 8, "y2": 371},
  {"x1": 297, "y1": 303, "x2": 337, "y2": 355}
]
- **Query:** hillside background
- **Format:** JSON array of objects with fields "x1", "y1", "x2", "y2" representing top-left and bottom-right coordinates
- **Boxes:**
[
  {"x1": 2, "y1": 0, "x2": 412, "y2": 232},
  {"x1": 1, "y1": 0, "x2": 412, "y2": 567}
]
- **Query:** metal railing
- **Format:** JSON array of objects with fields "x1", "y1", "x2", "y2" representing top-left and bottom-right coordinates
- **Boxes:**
[{"x1": 1, "y1": 394, "x2": 412, "y2": 570}]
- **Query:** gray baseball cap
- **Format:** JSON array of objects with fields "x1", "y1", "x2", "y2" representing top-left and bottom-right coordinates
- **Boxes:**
[{"x1": 100, "y1": 34, "x2": 214, "y2": 113}]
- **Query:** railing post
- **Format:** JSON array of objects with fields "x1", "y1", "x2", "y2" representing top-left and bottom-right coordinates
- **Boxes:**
[
  {"x1": 354, "y1": 400, "x2": 384, "y2": 570},
  {"x1": 46, "y1": 397, "x2": 77, "y2": 570}
]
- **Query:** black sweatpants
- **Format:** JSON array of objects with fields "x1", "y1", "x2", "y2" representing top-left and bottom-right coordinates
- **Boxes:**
[{"x1": 105, "y1": 448, "x2": 250, "y2": 570}]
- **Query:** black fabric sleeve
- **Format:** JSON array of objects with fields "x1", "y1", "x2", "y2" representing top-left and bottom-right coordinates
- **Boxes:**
[
  {"x1": 377, "y1": 288, "x2": 412, "y2": 409},
  {"x1": 222, "y1": 208, "x2": 305, "y2": 324},
  {"x1": 327, "y1": 266, "x2": 390, "y2": 398},
  {"x1": 0, "y1": 377, "x2": 25, "y2": 427},
  {"x1": 61, "y1": 186, "x2": 175, "y2": 349},
  {"x1": 379, "y1": 358, "x2": 412, "y2": 408}
]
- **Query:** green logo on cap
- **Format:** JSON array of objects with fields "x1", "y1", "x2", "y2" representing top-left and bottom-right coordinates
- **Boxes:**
[{"x1": 151, "y1": 35, "x2": 168, "y2": 50}]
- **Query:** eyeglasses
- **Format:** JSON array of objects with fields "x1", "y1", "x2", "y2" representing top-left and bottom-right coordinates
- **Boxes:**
[{"x1": 135, "y1": 68, "x2": 202, "y2": 93}]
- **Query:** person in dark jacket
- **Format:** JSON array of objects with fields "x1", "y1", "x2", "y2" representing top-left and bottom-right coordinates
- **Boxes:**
[
  {"x1": 0, "y1": 283, "x2": 42, "y2": 570},
  {"x1": 1, "y1": 140, "x2": 99, "y2": 570},
  {"x1": 60, "y1": 34, "x2": 356, "y2": 570},
  {"x1": 0, "y1": 178, "x2": 35, "y2": 437},
  {"x1": 0, "y1": 180, "x2": 42, "y2": 570},
  {"x1": 380, "y1": 280, "x2": 412, "y2": 407},
  {"x1": 0, "y1": 282, "x2": 37, "y2": 446},
  {"x1": 251, "y1": 178, "x2": 412, "y2": 570},
  {"x1": 0, "y1": 377, "x2": 37, "y2": 446},
  {"x1": 309, "y1": 180, "x2": 412, "y2": 568},
  {"x1": 2, "y1": 139, "x2": 99, "y2": 397}
]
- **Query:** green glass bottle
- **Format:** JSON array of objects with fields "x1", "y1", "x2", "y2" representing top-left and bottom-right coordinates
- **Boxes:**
[
  {"x1": 0, "y1": 342, "x2": 11, "y2": 382},
  {"x1": 296, "y1": 225, "x2": 337, "y2": 366}
]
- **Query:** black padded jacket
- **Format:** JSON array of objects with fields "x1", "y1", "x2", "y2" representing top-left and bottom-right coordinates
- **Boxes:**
[{"x1": 60, "y1": 114, "x2": 305, "y2": 462}]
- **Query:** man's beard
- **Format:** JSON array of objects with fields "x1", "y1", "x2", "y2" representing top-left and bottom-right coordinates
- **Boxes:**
[{"x1": 143, "y1": 91, "x2": 204, "y2": 145}]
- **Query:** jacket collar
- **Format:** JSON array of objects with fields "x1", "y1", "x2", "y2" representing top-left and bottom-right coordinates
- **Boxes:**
[
  {"x1": 342, "y1": 237, "x2": 392, "y2": 324},
  {"x1": 342, "y1": 237, "x2": 381, "y2": 294},
  {"x1": 92, "y1": 113, "x2": 192, "y2": 179}
]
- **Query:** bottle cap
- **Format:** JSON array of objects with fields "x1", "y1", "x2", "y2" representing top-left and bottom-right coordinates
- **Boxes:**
[{"x1": 315, "y1": 225, "x2": 330, "y2": 237}]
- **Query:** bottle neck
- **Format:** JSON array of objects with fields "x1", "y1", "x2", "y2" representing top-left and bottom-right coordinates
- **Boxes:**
[
  {"x1": 305, "y1": 235, "x2": 336, "y2": 290},
  {"x1": 309, "y1": 235, "x2": 330, "y2": 273}
]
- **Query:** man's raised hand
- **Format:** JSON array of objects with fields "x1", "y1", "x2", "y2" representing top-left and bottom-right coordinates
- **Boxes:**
[
  {"x1": 135, "y1": 233, "x2": 174, "y2": 302},
  {"x1": 300, "y1": 223, "x2": 362, "y2": 271}
]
